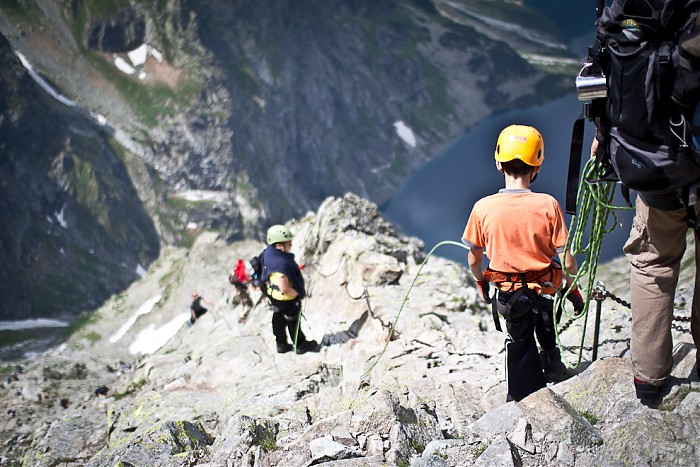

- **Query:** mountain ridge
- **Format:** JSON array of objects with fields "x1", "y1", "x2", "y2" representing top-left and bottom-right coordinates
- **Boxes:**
[{"x1": 1, "y1": 193, "x2": 698, "y2": 466}]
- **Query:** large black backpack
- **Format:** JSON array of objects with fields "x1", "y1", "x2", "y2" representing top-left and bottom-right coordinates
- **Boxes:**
[{"x1": 570, "y1": 0, "x2": 700, "y2": 220}]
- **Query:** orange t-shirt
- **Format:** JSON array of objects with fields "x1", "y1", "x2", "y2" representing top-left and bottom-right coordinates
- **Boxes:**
[{"x1": 462, "y1": 189, "x2": 568, "y2": 276}]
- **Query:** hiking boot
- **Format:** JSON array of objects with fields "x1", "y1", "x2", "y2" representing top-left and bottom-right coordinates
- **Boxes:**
[
  {"x1": 541, "y1": 348, "x2": 567, "y2": 382},
  {"x1": 276, "y1": 343, "x2": 293, "y2": 354},
  {"x1": 296, "y1": 340, "x2": 319, "y2": 355},
  {"x1": 634, "y1": 377, "x2": 661, "y2": 403}
]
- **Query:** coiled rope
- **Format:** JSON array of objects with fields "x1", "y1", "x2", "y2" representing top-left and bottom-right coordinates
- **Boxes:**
[{"x1": 554, "y1": 158, "x2": 634, "y2": 367}]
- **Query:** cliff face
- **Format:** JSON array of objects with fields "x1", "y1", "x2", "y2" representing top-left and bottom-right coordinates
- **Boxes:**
[
  {"x1": 0, "y1": 195, "x2": 698, "y2": 466},
  {"x1": 0, "y1": 0, "x2": 578, "y2": 319},
  {"x1": 0, "y1": 33, "x2": 160, "y2": 319}
]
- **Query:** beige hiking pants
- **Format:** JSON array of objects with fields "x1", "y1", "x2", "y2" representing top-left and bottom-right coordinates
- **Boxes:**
[{"x1": 623, "y1": 196, "x2": 700, "y2": 385}]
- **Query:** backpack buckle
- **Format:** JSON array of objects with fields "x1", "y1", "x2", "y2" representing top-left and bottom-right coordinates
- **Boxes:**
[{"x1": 659, "y1": 43, "x2": 672, "y2": 65}]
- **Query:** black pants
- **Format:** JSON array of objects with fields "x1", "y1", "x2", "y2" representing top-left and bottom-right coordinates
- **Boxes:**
[
  {"x1": 269, "y1": 298, "x2": 307, "y2": 345},
  {"x1": 495, "y1": 289, "x2": 557, "y2": 401},
  {"x1": 190, "y1": 306, "x2": 208, "y2": 324}
]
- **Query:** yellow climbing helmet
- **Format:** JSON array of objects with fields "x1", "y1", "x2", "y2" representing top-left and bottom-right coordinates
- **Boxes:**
[
  {"x1": 494, "y1": 124, "x2": 544, "y2": 167},
  {"x1": 267, "y1": 224, "x2": 293, "y2": 244}
]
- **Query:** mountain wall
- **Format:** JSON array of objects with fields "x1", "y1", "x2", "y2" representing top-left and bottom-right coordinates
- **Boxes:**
[
  {"x1": 1, "y1": 194, "x2": 698, "y2": 466},
  {"x1": 0, "y1": 0, "x2": 579, "y2": 318},
  {"x1": 0, "y1": 32, "x2": 160, "y2": 319}
]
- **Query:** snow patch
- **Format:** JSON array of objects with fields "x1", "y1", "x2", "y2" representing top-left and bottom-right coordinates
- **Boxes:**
[
  {"x1": 138, "y1": 71, "x2": 147, "y2": 80},
  {"x1": 114, "y1": 56, "x2": 135, "y2": 75},
  {"x1": 0, "y1": 319, "x2": 69, "y2": 331},
  {"x1": 186, "y1": 222, "x2": 198, "y2": 230},
  {"x1": 394, "y1": 121, "x2": 416, "y2": 147},
  {"x1": 171, "y1": 190, "x2": 228, "y2": 203},
  {"x1": 55, "y1": 207, "x2": 67, "y2": 229},
  {"x1": 149, "y1": 47, "x2": 164, "y2": 63},
  {"x1": 129, "y1": 313, "x2": 189, "y2": 355},
  {"x1": 90, "y1": 112, "x2": 107, "y2": 126},
  {"x1": 127, "y1": 44, "x2": 148, "y2": 67},
  {"x1": 109, "y1": 294, "x2": 162, "y2": 343},
  {"x1": 136, "y1": 264, "x2": 147, "y2": 277},
  {"x1": 14, "y1": 51, "x2": 77, "y2": 108}
]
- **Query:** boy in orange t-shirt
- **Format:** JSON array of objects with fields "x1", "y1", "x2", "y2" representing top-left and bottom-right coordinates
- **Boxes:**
[{"x1": 462, "y1": 125, "x2": 584, "y2": 402}]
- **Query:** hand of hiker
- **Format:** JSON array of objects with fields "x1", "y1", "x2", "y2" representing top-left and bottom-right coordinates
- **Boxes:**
[
  {"x1": 566, "y1": 287, "x2": 585, "y2": 313},
  {"x1": 476, "y1": 279, "x2": 492, "y2": 304}
]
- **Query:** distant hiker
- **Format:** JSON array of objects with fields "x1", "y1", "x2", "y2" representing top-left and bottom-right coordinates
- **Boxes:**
[
  {"x1": 228, "y1": 258, "x2": 253, "y2": 308},
  {"x1": 229, "y1": 259, "x2": 250, "y2": 291},
  {"x1": 229, "y1": 259, "x2": 253, "y2": 307},
  {"x1": 462, "y1": 125, "x2": 583, "y2": 402},
  {"x1": 262, "y1": 225, "x2": 318, "y2": 354},
  {"x1": 189, "y1": 291, "x2": 212, "y2": 325}
]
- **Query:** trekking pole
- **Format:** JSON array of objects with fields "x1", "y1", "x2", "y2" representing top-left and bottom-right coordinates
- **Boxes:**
[{"x1": 591, "y1": 282, "x2": 606, "y2": 361}]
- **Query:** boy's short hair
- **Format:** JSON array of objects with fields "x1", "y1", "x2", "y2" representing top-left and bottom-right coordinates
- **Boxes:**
[{"x1": 501, "y1": 159, "x2": 537, "y2": 176}]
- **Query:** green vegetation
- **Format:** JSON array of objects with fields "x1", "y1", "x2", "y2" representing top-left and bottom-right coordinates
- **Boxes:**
[
  {"x1": 113, "y1": 378, "x2": 148, "y2": 400},
  {"x1": 581, "y1": 410, "x2": 598, "y2": 425},
  {"x1": 62, "y1": 310, "x2": 102, "y2": 340},
  {"x1": 254, "y1": 430, "x2": 277, "y2": 452},
  {"x1": 177, "y1": 230, "x2": 200, "y2": 250},
  {"x1": 79, "y1": 0, "x2": 133, "y2": 19},
  {"x1": 83, "y1": 331, "x2": 102, "y2": 344},
  {"x1": 472, "y1": 441, "x2": 488, "y2": 458},
  {"x1": 2, "y1": 0, "x2": 40, "y2": 18},
  {"x1": 411, "y1": 438, "x2": 425, "y2": 454}
]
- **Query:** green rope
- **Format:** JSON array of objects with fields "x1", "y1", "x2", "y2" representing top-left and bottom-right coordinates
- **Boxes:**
[
  {"x1": 361, "y1": 161, "x2": 634, "y2": 377},
  {"x1": 362, "y1": 240, "x2": 470, "y2": 378},
  {"x1": 554, "y1": 158, "x2": 634, "y2": 367}
]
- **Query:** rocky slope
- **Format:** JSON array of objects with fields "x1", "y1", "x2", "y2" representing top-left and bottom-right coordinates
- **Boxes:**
[
  {"x1": 1, "y1": 194, "x2": 698, "y2": 466},
  {"x1": 0, "y1": 0, "x2": 580, "y2": 319}
]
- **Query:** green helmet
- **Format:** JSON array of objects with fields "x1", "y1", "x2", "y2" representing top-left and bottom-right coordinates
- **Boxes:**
[{"x1": 267, "y1": 224, "x2": 293, "y2": 244}]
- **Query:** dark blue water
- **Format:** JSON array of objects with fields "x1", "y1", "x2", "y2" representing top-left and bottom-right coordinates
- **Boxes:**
[{"x1": 381, "y1": 93, "x2": 635, "y2": 266}]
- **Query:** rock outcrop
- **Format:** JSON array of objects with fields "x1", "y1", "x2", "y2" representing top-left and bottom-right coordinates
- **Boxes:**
[{"x1": 1, "y1": 194, "x2": 698, "y2": 466}]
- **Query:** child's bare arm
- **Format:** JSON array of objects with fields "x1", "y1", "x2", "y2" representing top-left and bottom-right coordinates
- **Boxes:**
[{"x1": 468, "y1": 248, "x2": 484, "y2": 281}]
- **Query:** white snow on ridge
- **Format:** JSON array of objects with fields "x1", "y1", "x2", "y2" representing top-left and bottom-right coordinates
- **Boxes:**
[
  {"x1": 55, "y1": 207, "x2": 68, "y2": 229},
  {"x1": 0, "y1": 319, "x2": 69, "y2": 331},
  {"x1": 129, "y1": 313, "x2": 188, "y2": 355},
  {"x1": 128, "y1": 44, "x2": 148, "y2": 67},
  {"x1": 394, "y1": 121, "x2": 417, "y2": 147},
  {"x1": 172, "y1": 190, "x2": 228, "y2": 203},
  {"x1": 136, "y1": 264, "x2": 148, "y2": 278},
  {"x1": 150, "y1": 46, "x2": 163, "y2": 63},
  {"x1": 114, "y1": 56, "x2": 135, "y2": 75},
  {"x1": 108, "y1": 294, "x2": 162, "y2": 343},
  {"x1": 14, "y1": 51, "x2": 77, "y2": 108}
]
